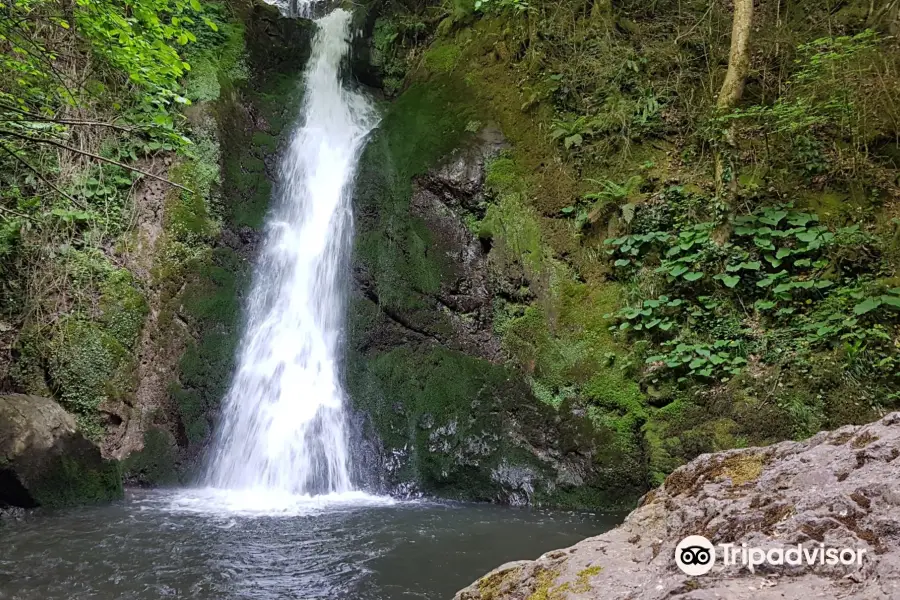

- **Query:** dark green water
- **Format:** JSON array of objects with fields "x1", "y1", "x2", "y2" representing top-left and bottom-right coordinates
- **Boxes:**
[{"x1": 0, "y1": 489, "x2": 620, "y2": 599}]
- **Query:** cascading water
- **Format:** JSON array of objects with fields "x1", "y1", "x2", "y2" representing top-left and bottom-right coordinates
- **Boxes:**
[{"x1": 203, "y1": 5, "x2": 377, "y2": 498}]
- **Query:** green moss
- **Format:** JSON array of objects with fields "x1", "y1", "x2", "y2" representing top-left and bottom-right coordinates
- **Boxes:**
[
  {"x1": 170, "y1": 248, "x2": 246, "y2": 448},
  {"x1": 8, "y1": 326, "x2": 52, "y2": 397},
  {"x1": 423, "y1": 43, "x2": 462, "y2": 74},
  {"x1": 476, "y1": 566, "x2": 521, "y2": 600},
  {"x1": 99, "y1": 268, "x2": 149, "y2": 348},
  {"x1": 184, "y1": 56, "x2": 222, "y2": 103},
  {"x1": 47, "y1": 320, "x2": 135, "y2": 438},
  {"x1": 31, "y1": 454, "x2": 123, "y2": 509},
  {"x1": 251, "y1": 131, "x2": 278, "y2": 152},
  {"x1": 168, "y1": 160, "x2": 218, "y2": 241},
  {"x1": 482, "y1": 192, "x2": 545, "y2": 274},
  {"x1": 347, "y1": 345, "x2": 541, "y2": 500},
  {"x1": 484, "y1": 156, "x2": 526, "y2": 195},
  {"x1": 353, "y1": 76, "x2": 475, "y2": 310},
  {"x1": 123, "y1": 427, "x2": 179, "y2": 485},
  {"x1": 526, "y1": 568, "x2": 566, "y2": 600},
  {"x1": 573, "y1": 565, "x2": 602, "y2": 593}
]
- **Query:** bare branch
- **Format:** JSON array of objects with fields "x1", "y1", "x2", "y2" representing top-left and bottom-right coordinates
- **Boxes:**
[
  {"x1": 0, "y1": 101, "x2": 163, "y2": 133},
  {"x1": 0, "y1": 130, "x2": 195, "y2": 194},
  {"x1": 0, "y1": 141, "x2": 90, "y2": 210},
  {"x1": 0, "y1": 204, "x2": 37, "y2": 221}
]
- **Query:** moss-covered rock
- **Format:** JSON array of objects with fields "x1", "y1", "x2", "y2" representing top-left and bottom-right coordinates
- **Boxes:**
[
  {"x1": 0, "y1": 394, "x2": 122, "y2": 508},
  {"x1": 123, "y1": 427, "x2": 179, "y2": 486},
  {"x1": 348, "y1": 66, "x2": 650, "y2": 508}
]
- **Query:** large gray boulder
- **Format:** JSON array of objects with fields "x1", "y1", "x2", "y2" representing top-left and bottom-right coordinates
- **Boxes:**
[
  {"x1": 454, "y1": 412, "x2": 900, "y2": 599},
  {"x1": 0, "y1": 394, "x2": 123, "y2": 508}
]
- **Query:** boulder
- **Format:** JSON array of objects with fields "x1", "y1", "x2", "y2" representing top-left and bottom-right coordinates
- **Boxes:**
[
  {"x1": 0, "y1": 394, "x2": 123, "y2": 508},
  {"x1": 454, "y1": 412, "x2": 900, "y2": 599}
]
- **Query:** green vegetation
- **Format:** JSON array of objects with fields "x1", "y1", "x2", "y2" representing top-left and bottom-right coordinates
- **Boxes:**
[
  {"x1": 0, "y1": 0, "x2": 223, "y2": 446},
  {"x1": 354, "y1": 76, "x2": 474, "y2": 310},
  {"x1": 123, "y1": 427, "x2": 179, "y2": 486},
  {"x1": 31, "y1": 451, "x2": 123, "y2": 508},
  {"x1": 356, "y1": 0, "x2": 900, "y2": 502},
  {"x1": 1, "y1": 0, "x2": 309, "y2": 493}
]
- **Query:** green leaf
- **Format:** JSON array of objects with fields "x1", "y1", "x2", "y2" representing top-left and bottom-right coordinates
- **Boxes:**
[
  {"x1": 684, "y1": 271, "x2": 704, "y2": 281},
  {"x1": 853, "y1": 297, "x2": 883, "y2": 315},
  {"x1": 614, "y1": 259, "x2": 631, "y2": 267},
  {"x1": 773, "y1": 283, "x2": 792, "y2": 294},
  {"x1": 669, "y1": 265, "x2": 689, "y2": 277},
  {"x1": 759, "y1": 210, "x2": 787, "y2": 225},
  {"x1": 755, "y1": 300, "x2": 776, "y2": 310},
  {"x1": 721, "y1": 275, "x2": 740, "y2": 288},
  {"x1": 882, "y1": 295, "x2": 900, "y2": 309},
  {"x1": 563, "y1": 133, "x2": 583, "y2": 149},
  {"x1": 775, "y1": 247, "x2": 792, "y2": 259},
  {"x1": 787, "y1": 213, "x2": 815, "y2": 226}
]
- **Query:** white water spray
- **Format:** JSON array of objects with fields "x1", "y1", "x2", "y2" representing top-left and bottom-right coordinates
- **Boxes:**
[{"x1": 204, "y1": 6, "x2": 377, "y2": 496}]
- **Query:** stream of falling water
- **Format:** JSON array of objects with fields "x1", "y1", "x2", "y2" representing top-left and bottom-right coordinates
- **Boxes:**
[{"x1": 201, "y1": 5, "x2": 378, "y2": 504}]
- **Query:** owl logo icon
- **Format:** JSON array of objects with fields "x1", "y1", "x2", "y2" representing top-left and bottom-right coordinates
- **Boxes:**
[{"x1": 675, "y1": 535, "x2": 716, "y2": 576}]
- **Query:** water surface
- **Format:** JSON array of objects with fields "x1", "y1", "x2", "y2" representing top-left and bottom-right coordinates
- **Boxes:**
[{"x1": 0, "y1": 489, "x2": 619, "y2": 600}]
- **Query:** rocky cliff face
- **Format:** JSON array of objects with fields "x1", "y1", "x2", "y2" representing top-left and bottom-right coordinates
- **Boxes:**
[
  {"x1": 347, "y1": 110, "x2": 649, "y2": 507},
  {"x1": 453, "y1": 412, "x2": 900, "y2": 599},
  {"x1": 0, "y1": 395, "x2": 122, "y2": 508}
]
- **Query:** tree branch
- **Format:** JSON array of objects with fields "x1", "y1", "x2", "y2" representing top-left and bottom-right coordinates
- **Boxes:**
[
  {"x1": 0, "y1": 141, "x2": 89, "y2": 210},
  {"x1": 0, "y1": 130, "x2": 195, "y2": 194},
  {"x1": 0, "y1": 204, "x2": 36, "y2": 221},
  {"x1": 0, "y1": 101, "x2": 161, "y2": 133}
]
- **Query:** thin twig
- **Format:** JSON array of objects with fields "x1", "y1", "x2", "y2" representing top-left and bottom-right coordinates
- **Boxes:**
[
  {"x1": 0, "y1": 204, "x2": 36, "y2": 221},
  {"x1": 0, "y1": 141, "x2": 89, "y2": 210},
  {"x1": 4, "y1": 116, "x2": 139, "y2": 132},
  {"x1": 0, "y1": 101, "x2": 158, "y2": 133},
  {"x1": 0, "y1": 130, "x2": 195, "y2": 194}
]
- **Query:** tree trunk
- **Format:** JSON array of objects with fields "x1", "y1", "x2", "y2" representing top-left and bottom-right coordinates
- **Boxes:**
[
  {"x1": 716, "y1": 0, "x2": 754, "y2": 199},
  {"x1": 717, "y1": 0, "x2": 754, "y2": 110}
]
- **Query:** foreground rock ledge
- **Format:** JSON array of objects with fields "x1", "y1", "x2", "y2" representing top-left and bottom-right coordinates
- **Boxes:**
[
  {"x1": 454, "y1": 413, "x2": 900, "y2": 599},
  {"x1": 0, "y1": 394, "x2": 123, "y2": 508}
]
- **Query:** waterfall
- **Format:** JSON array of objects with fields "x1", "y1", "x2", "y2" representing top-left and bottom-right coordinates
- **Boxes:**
[{"x1": 203, "y1": 6, "x2": 377, "y2": 496}]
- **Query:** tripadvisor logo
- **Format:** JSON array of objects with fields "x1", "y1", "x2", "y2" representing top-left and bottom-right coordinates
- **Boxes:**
[
  {"x1": 675, "y1": 535, "x2": 868, "y2": 576},
  {"x1": 675, "y1": 535, "x2": 715, "y2": 576}
]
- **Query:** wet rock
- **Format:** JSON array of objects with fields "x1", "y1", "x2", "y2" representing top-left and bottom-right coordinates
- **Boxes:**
[
  {"x1": 0, "y1": 394, "x2": 123, "y2": 508},
  {"x1": 454, "y1": 413, "x2": 900, "y2": 599}
]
